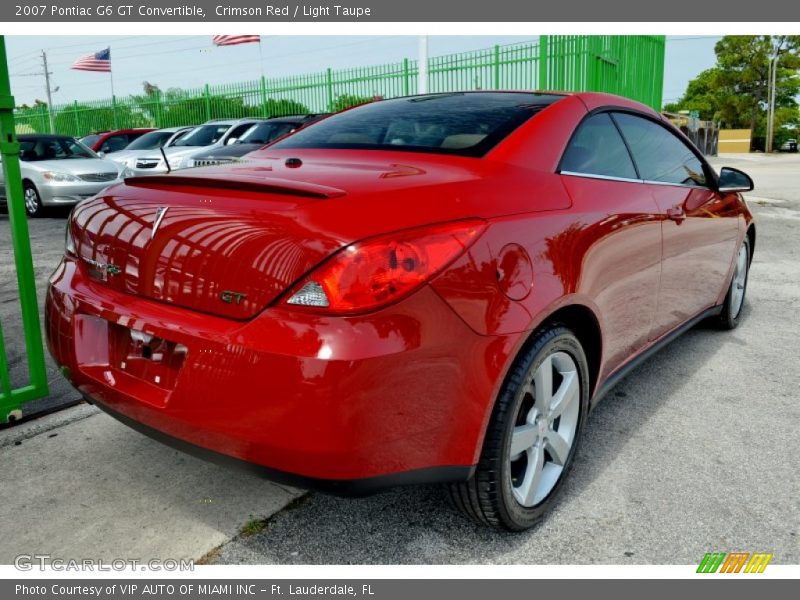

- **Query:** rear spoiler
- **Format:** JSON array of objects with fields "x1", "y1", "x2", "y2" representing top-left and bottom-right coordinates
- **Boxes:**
[{"x1": 124, "y1": 174, "x2": 345, "y2": 199}]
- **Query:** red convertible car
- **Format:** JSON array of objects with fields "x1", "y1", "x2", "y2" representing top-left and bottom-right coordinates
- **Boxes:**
[{"x1": 46, "y1": 92, "x2": 755, "y2": 530}]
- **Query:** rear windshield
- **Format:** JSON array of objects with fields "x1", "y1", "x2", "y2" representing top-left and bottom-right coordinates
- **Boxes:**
[
  {"x1": 20, "y1": 137, "x2": 96, "y2": 161},
  {"x1": 125, "y1": 130, "x2": 174, "y2": 150},
  {"x1": 272, "y1": 92, "x2": 563, "y2": 157},
  {"x1": 174, "y1": 124, "x2": 231, "y2": 147}
]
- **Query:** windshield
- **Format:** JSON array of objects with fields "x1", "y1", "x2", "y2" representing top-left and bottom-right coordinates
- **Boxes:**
[
  {"x1": 273, "y1": 93, "x2": 563, "y2": 157},
  {"x1": 238, "y1": 122, "x2": 299, "y2": 145},
  {"x1": 20, "y1": 137, "x2": 97, "y2": 161},
  {"x1": 173, "y1": 124, "x2": 231, "y2": 147},
  {"x1": 124, "y1": 130, "x2": 175, "y2": 151},
  {"x1": 79, "y1": 134, "x2": 100, "y2": 148}
]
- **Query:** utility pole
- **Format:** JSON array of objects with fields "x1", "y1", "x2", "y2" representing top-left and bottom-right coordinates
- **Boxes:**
[
  {"x1": 41, "y1": 50, "x2": 55, "y2": 133},
  {"x1": 418, "y1": 36, "x2": 428, "y2": 94},
  {"x1": 766, "y1": 40, "x2": 784, "y2": 154}
]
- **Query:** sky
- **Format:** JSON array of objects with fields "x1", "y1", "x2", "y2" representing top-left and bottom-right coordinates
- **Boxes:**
[{"x1": 5, "y1": 35, "x2": 720, "y2": 108}]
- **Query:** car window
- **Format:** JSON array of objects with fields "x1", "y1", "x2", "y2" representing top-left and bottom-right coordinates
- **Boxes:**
[
  {"x1": 560, "y1": 113, "x2": 637, "y2": 180},
  {"x1": 80, "y1": 134, "x2": 100, "y2": 148},
  {"x1": 226, "y1": 123, "x2": 255, "y2": 144},
  {"x1": 124, "y1": 131, "x2": 174, "y2": 151},
  {"x1": 239, "y1": 122, "x2": 298, "y2": 145},
  {"x1": 101, "y1": 135, "x2": 129, "y2": 153},
  {"x1": 273, "y1": 93, "x2": 564, "y2": 157},
  {"x1": 20, "y1": 137, "x2": 96, "y2": 161},
  {"x1": 174, "y1": 125, "x2": 231, "y2": 147},
  {"x1": 613, "y1": 113, "x2": 707, "y2": 188}
]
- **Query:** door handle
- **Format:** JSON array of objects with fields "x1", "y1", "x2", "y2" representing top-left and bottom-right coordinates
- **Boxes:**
[{"x1": 666, "y1": 205, "x2": 686, "y2": 223}]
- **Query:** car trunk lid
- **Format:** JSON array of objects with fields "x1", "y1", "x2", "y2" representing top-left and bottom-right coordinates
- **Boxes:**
[{"x1": 70, "y1": 176, "x2": 348, "y2": 320}]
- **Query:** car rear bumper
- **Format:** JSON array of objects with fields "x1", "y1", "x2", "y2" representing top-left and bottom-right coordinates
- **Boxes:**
[{"x1": 46, "y1": 255, "x2": 508, "y2": 487}]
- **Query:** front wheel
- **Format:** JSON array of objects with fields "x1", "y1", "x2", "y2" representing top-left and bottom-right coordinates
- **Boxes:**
[
  {"x1": 717, "y1": 237, "x2": 750, "y2": 330},
  {"x1": 448, "y1": 325, "x2": 589, "y2": 531},
  {"x1": 23, "y1": 181, "x2": 45, "y2": 218}
]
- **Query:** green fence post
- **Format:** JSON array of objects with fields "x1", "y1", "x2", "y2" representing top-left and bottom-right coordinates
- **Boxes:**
[
  {"x1": 154, "y1": 89, "x2": 162, "y2": 128},
  {"x1": 204, "y1": 83, "x2": 212, "y2": 121},
  {"x1": 325, "y1": 68, "x2": 334, "y2": 111},
  {"x1": 403, "y1": 58, "x2": 410, "y2": 96},
  {"x1": 538, "y1": 36, "x2": 549, "y2": 90},
  {"x1": 73, "y1": 100, "x2": 80, "y2": 136},
  {"x1": 111, "y1": 94, "x2": 118, "y2": 129},
  {"x1": 260, "y1": 75, "x2": 268, "y2": 117},
  {"x1": 494, "y1": 45, "x2": 501, "y2": 90},
  {"x1": 0, "y1": 36, "x2": 50, "y2": 423}
]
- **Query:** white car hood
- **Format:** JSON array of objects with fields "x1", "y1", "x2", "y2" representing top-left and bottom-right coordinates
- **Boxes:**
[{"x1": 22, "y1": 157, "x2": 122, "y2": 176}]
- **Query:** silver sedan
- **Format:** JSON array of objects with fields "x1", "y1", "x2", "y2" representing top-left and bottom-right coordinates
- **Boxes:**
[{"x1": 0, "y1": 134, "x2": 131, "y2": 217}]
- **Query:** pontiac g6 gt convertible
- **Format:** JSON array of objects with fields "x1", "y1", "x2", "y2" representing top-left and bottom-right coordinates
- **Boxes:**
[{"x1": 46, "y1": 92, "x2": 755, "y2": 530}]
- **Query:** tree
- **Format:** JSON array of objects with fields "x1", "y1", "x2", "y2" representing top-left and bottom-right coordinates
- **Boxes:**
[
  {"x1": 665, "y1": 36, "x2": 800, "y2": 143},
  {"x1": 329, "y1": 94, "x2": 373, "y2": 113}
]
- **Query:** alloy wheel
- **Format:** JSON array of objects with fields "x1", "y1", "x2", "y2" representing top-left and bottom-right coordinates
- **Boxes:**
[
  {"x1": 24, "y1": 186, "x2": 40, "y2": 216},
  {"x1": 730, "y1": 243, "x2": 748, "y2": 319},
  {"x1": 509, "y1": 351, "x2": 581, "y2": 507}
]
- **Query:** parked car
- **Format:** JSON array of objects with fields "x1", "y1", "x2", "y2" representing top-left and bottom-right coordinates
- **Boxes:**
[
  {"x1": 107, "y1": 126, "x2": 195, "y2": 174},
  {"x1": 189, "y1": 115, "x2": 327, "y2": 167},
  {"x1": 47, "y1": 92, "x2": 755, "y2": 530},
  {"x1": 79, "y1": 128, "x2": 155, "y2": 154},
  {"x1": 131, "y1": 118, "x2": 272, "y2": 173},
  {"x1": 0, "y1": 134, "x2": 131, "y2": 217},
  {"x1": 779, "y1": 138, "x2": 797, "y2": 152}
]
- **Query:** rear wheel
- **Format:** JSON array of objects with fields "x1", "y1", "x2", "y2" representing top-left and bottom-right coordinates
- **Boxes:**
[
  {"x1": 717, "y1": 237, "x2": 750, "y2": 330},
  {"x1": 448, "y1": 325, "x2": 589, "y2": 530},
  {"x1": 23, "y1": 181, "x2": 45, "y2": 218}
]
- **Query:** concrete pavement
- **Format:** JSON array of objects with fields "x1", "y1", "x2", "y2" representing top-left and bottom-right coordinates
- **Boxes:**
[{"x1": 0, "y1": 404, "x2": 301, "y2": 564}]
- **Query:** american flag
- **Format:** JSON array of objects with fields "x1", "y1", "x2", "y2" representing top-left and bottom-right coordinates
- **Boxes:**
[
  {"x1": 212, "y1": 35, "x2": 261, "y2": 47},
  {"x1": 71, "y1": 48, "x2": 111, "y2": 72}
]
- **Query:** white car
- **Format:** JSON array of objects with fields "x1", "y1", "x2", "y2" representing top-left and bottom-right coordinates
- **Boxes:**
[
  {"x1": 0, "y1": 134, "x2": 131, "y2": 217},
  {"x1": 128, "y1": 118, "x2": 270, "y2": 174},
  {"x1": 107, "y1": 126, "x2": 194, "y2": 172}
]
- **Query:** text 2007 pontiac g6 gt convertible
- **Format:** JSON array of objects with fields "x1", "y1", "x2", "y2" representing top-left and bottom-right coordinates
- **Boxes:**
[{"x1": 46, "y1": 92, "x2": 755, "y2": 530}]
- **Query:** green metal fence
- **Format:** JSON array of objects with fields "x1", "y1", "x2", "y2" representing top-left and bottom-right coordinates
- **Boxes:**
[
  {"x1": 14, "y1": 36, "x2": 665, "y2": 137},
  {"x1": 1, "y1": 35, "x2": 50, "y2": 424}
]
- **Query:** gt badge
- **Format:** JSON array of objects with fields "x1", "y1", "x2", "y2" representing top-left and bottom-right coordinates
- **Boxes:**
[{"x1": 220, "y1": 290, "x2": 247, "y2": 305}]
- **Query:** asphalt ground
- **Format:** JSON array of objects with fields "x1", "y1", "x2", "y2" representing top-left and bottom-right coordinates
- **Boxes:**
[
  {"x1": 0, "y1": 153, "x2": 798, "y2": 564},
  {"x1": 212, "y1": 154, "x2": 800, "y2": 564}
]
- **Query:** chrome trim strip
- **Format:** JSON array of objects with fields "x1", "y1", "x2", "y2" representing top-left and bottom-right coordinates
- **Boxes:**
[
  {"x1": 560, "y1": 170, "x2": 710, "y2": 191},
  {"x1": 559, "y1": 171, "x2": 643, "y2": 184},
  {"x1": 644, "y1": 179, "x2": 709, "y2": 190}
]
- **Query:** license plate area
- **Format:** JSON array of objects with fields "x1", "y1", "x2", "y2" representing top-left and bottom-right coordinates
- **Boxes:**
[
  {"x1": 74, "y1": 315, "x2": 187, "y2": 398},
  {"x1": 110, "y1": 326, "x2": 187, "y2": 391}
]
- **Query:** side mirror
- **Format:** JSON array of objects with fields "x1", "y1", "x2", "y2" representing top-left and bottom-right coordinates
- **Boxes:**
[
  {"x1": 226, "y1": 137, "x2": 238, "y2": 145},
  {"x1": 97, "y1": 151, "x2": 106, "y2": 158},
  {"x1": 718, "y1": 167, "x2": 753, "y2": 193}
]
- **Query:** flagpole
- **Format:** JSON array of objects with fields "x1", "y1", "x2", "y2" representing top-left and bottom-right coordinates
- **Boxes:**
[
  {"x1": 257, "y1": 37, "x2": 265, "y2": 81},
  {"x1": 108, "y1": 46, "x2": 118, "y2": 129},
  {"x1": 258, "y1": 37, "x2": 267, "y2": 117}
]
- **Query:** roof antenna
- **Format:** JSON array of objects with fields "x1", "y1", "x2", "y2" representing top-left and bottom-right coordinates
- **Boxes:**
[{"x1": 160, "y1": 146, "x2": 171, "y2": 174}]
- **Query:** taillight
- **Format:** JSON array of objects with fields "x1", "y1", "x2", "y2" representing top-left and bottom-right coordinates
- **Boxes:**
[{"x1": 282, "y1": 219, "x2": 486, "y2": 314}]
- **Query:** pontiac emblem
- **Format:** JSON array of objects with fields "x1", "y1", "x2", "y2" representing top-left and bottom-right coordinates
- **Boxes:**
[{"x1": 151, "y1": 206, "x2": 169, "y2": 239}]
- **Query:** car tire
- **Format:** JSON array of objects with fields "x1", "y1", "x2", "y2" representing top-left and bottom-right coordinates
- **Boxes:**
[
  {"x1": 717, "y1": 237, "x2": 750, "y2": 330},
  {"x1": 448, "y1": 324, "x2": 590, "y2": 531},
  {"x1": 23, "y1": 181, "x2": 46, "y2": 218}
]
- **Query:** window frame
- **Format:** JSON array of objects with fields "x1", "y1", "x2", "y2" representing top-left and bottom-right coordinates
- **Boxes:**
[{"x1": 557, "y1": 106, "x2": 717, "y2": 191}]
